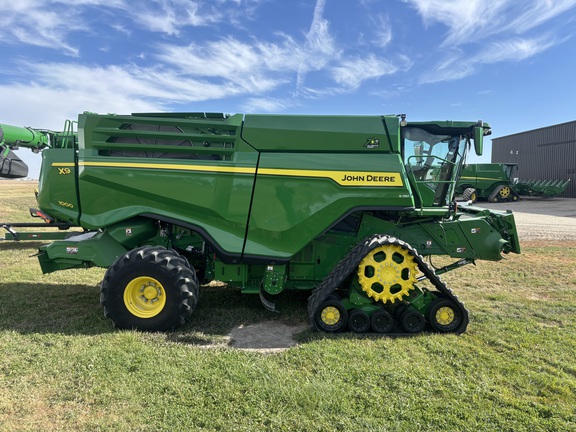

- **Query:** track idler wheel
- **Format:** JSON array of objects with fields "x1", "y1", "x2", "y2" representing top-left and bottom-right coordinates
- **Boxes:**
[
  {"x1": 370, "y1": 309, "x2": 394, "y2": 333},
  {"x1": 400, "y1": 309, "x2": 426, "y2": 333},
  {"x1": 313, "y1": 299, "x2": 348, "y2": 333},
  {"x1": 348, "y1": 309, "x2": 371, "y2": 333},
  {"x1": 427, "y1": 298, "x2": 462, "y2": 333}
]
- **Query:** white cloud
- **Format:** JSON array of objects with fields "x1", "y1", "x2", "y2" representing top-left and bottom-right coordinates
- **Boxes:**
[
  {"x1": 372, "y1": 14, "x2": 393, "y2": 48},
  {"x1": 419, "y1": 52, "x2": 475, "y2": 84},
  {"x1": 419, "y1": 33, "x2": 559, "y2": 84},
  {"x1": 242, "y1": 97, "x2": 297, "y2": 113},
  {"x1": 403, "y1": 0, "x2": 499, "y2": 46},
  {"x1": 295, "y1": 0, "x2": 339, "y2": 94},
  {"x1": 0, "y1": 0, "x2": 258, "y2": 56},
  {"x1": 404, "y1": 0, "x2": 576, "y2": 47},
  {"x1": 133, "y1": 0, "x2": 219, "y2": 35},
  {"x1": 404, "y1": 0, "x2": 576, "y2": 83},
  {"x1": 477, "y1": 35, "x2": 559, "y2": 63},
  {"x1": 156, "y1": 30, "x2": 338, "y2": 95},
  {"x1": 0, "y1": 1, "x2": 85, "y2": 56},
  {"x1": 332, "y1": 55, "x2": 411, "y2": 90},
  {"x1": 156, "y1": 39, "x2": 290, "y2": 95}
]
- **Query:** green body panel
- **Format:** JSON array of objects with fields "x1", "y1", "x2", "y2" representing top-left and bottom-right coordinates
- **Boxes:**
[
  {"x1": 75, "y1": 112, "x2": 257, "y2": 257},
  {"x1": 241, "y1": 115, "x2": 400, "y2": 152},
  {"x1": 244, "y1": 151, "x2": 413, "y2": 259},
  {"x1": 37, "y1": 230, "x2": 127, "y2": 273},
  {"x1": 37, "y1": 149, "x2": 80, "y2": 225}
]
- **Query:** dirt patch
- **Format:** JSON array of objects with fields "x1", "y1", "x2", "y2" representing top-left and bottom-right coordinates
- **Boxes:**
[{"x1": 228, "y1": 321, "x2": 309, "y2": 352}]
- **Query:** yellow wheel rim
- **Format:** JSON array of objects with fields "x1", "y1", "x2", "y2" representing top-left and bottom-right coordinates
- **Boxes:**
[
  {"x1": 320, "y1": 306, "x2": 341, "y2": 326},
  {"x1": 499, "y1": 186, "x2": 511, "y2": 198},
  {"x1": 357, "y1": 244, "x2": 418, "y2": 303},
  {"x1": 123, "y1": 276, "x2": 166, "y2": 319},
  {"x1": 435, "y1": 306, "x2": 455, "y2": 326}
]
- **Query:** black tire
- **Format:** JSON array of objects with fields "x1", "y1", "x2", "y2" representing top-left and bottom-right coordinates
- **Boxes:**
[
  {"x1": 313, "y1": 300, "x2": 348, "y2": 333},
  {"x1": 427, "y1": 298, "x2": 462, "y2": 333},
  {"x1": 370, "y1": 309, "x2": 394, "y2": 333},
  {"x1": 400, "y1": 309, "x2": 425, "y2": 333},
  {"x1": 462, "y1": 187, "x2": 477, "y2": 203},
  {"x1": 100, "y1": 246, "x2": 199, "y2": 331},
  {"x1": 348, "y1": 309, "x2": 370, "y2": 333}
]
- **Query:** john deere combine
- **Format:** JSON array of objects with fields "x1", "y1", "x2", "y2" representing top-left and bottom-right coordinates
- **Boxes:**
[
  {"x1": 457, "y1": 163, "x2": 570, "y2": 203},
  {"x1": 0, "y1": 112, "x2": 520, "y2": 334}
]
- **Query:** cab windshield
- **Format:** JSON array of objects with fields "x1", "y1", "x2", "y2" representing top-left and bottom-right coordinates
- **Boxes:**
[{"x1": 403, "y1": 127, "x2": 468, "y2": 207}]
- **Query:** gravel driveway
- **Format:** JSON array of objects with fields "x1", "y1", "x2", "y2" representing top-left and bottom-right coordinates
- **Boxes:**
[{"x1": 461, "y1": 197, "x2": 576, "y2": 242}]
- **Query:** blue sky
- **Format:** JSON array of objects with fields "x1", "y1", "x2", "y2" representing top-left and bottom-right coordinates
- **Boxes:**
[{"x1": 2, "y1": 0, "x2": 576, "y2": 178}]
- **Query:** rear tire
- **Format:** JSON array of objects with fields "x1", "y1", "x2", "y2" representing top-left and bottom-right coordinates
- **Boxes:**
[
  {"x1": 100, "y1": 246, "x2": 199, "y2": 331},
  {"x1": 462, "y1": 187, "x2": 477, "y2": 203}
]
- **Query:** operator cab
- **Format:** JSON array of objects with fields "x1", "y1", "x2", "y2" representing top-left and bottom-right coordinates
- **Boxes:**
[{"x1": 402, "y1": 122, "x2": 486, "y2": 209}]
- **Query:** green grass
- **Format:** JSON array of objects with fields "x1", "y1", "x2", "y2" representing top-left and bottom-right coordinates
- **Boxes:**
[{"x1": 1, "y1": 181, "x2": 575, "y2": 431}]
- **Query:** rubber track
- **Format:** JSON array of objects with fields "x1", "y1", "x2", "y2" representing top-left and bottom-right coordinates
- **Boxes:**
[{"x1": 307, "y1": 234, "x2": 469, "y2": 334}]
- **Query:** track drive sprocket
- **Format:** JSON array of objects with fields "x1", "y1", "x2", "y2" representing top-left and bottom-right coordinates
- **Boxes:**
[{"x1": 357, "y1": 244, "x2": 418, "y2": 303}]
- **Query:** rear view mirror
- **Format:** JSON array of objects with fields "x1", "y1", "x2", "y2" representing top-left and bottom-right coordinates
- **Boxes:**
[{"x1": 473, "y1": 126, "x2": 484, "y2": 156}]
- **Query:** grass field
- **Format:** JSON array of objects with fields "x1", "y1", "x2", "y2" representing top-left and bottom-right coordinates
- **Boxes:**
[{"x1": 1, "y1": 181, "x2": 575, "y2": 431}]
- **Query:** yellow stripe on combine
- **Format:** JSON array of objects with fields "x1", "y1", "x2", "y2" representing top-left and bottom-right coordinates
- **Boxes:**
[
  {"x1": 258, "y1": 168, "x2": 403, "y2": 187},
  {"x1": 79, "y1": 161, "x2": 256, "y2": 174},
  {"x1": 460, "y1": 176, "x2": 499, "y2": 181},
  {"x1": 52, "y1": 162, "x2": 403, "y2": 187}
]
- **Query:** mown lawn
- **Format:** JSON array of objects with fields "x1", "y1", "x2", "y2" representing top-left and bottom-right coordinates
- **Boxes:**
[{"x1": 1, "y1": 181, "x2": 575, "y2": 431}]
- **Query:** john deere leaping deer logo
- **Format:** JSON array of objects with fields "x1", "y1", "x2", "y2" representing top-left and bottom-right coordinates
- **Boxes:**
[{"x1": 364, "y1": 137, "x2": 380, "y2": 149}]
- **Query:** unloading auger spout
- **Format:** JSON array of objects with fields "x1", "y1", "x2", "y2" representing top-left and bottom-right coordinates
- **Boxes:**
[{"x1": 0, "y1": 123, "x2": 51, "y2": 179}]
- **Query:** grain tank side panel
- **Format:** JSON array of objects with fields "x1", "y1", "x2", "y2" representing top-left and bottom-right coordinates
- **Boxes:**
[{"x1": 75, "y1": 113, "x2": 257, "y2": 256}]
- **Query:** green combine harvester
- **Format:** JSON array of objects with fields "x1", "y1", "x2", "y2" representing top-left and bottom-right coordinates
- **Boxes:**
[
  {"x1": 457, "y1": 163, "x2": 570, "y2": 203},
  {"x1": 0, "y1": 112, "x2": 520, "y2": 335}
]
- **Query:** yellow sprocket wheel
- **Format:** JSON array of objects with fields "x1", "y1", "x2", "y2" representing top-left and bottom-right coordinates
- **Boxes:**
[
  {"x1": 498, "y1": 186, "x2": 511, "y2": 198},
  {"x1": 357, "y1": 244, "x2": 418, "y2": 303}
]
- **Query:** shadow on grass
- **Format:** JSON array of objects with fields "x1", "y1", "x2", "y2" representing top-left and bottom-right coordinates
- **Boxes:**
[
  {"x1": 0, "y1": 240, "x2": 46, "y2": 251},
  {"x1": 0, "y1": 281, "x2": 315, "y2": 347},
  {"x1": 170, "y1": 286, "x2": 314, "y2": 348},
  {"x1": 0, "y1": 281, "x2": 112, "y2": 335}
]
